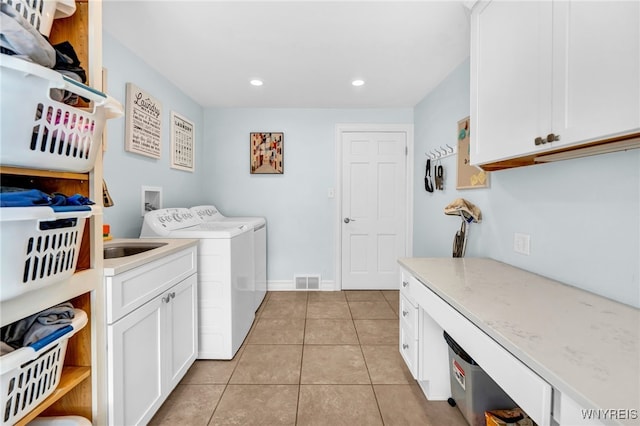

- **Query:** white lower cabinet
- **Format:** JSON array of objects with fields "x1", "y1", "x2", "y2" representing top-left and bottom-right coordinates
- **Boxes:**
[
  {"x1": 399, "y1": 293, "x2": 418, "y2": 377},
  {"x1": 105, "y1": 245, "x2": 198, "y2": 426},
  {"x1": 107, "y1": 274, "x2": 197, "y2": 426},
  {"x1": 552, "y1": 391, "x2": 607, "y2": 426}
]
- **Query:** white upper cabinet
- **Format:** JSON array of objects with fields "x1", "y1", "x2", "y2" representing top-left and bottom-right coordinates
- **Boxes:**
[
  {"x1": 471, "y1": 0, "x2": 640, "y2": 168},
  {"x1": 552, "y1": 2, "x2": 640, "y2": 145}
]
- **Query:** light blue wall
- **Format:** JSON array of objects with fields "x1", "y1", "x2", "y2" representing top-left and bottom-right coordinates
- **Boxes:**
[
  {"x1": 100, "y1": 34, "x2": 639, "y2": 307},
  {"x1": 202, "y1": 108, "x2": 413, "y2": 283},
  {"x1": 102, "y1": 32, "x2": 205, "y2": 237},
  {"x1": 414, "y1": 58, "x2": 640, "y2": 308}
]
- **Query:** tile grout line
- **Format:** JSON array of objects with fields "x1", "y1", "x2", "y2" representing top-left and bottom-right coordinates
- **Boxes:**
[
  {"x1": 207, "y1": 293, "x2": 271, "y2": 425},
  {"x1": 295, "y1": 292, "x2": 310, "y2": 425}
]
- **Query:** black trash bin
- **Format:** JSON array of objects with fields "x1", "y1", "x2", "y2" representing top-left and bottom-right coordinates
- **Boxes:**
[{"x1": 444, "y1": 331, "x2": 517, "y2": 426}]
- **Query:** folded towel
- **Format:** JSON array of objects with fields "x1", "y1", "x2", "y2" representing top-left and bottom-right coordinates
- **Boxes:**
[
  {"x1": 0, "y1": 302, "x2": 75, "y2": 349},
  {"x1": 0, "y1": 187, "x2": 94, "y2": 211}
]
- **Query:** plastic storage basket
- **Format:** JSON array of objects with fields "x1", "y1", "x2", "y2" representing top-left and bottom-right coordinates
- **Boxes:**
[
  {"x1": 0, "y1": 54, "x2": 123, "y2": 173},
  {"x1": 0, "y1": 309, "x2": 88, "y2": 426},
  {"x1": 0, "y1": 206, "x2": 93, "y2": 302},
  {"x1": 0, "y1": 0, "x2": 76, "y2": 36},
  {"x1": 28, "y1": 415, "x2": 92, "y2": 426}
]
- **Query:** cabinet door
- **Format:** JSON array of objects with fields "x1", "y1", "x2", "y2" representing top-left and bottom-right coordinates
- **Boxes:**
[
  {"x1": 164, "y1": 274, "x2": 198, "y2": 392},
  {"x1": 108, "y1": 296, "x2": 164, "y2": 426},
  {"x1": 552, "y1": 1, "x2": 640, "y2": 147},
  {"x1": 471, "y1": 0, "x2": 553, "y2": 165}
]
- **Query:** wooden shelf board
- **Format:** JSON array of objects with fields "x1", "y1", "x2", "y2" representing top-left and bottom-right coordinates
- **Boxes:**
[
  {"x1": 0, "y1": 166, "x2": 89, "y2": 181},
  {"x1": 13, "y1": 366, "x2": 91, "y2": 426}
]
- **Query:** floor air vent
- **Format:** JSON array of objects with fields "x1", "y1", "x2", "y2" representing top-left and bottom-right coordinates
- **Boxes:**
[{"x1": 295, "y1": 275, "x2": 321, "y2": 290}]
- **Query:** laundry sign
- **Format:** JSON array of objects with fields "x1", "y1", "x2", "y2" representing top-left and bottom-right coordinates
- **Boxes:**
[{"x1": 125, "y1": 83, "x2": 162, "y2": 159}]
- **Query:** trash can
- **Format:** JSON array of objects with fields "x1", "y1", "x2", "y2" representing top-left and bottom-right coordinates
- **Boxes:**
[{"x1": 444, "y1": 331, "x2": 517, "y2": 426}]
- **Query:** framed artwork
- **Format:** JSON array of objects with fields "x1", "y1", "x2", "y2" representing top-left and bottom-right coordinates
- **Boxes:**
[
  {"x1": 170, "y1": 111, "x2": 195, "y2": 172},
  {"x1": 125, "y1": 83, "x2": 162, "y2": 159},
  {"x1": 250, "y1": 132, "x2": 283, "y2": 174},
  {"x1": 456, "y1": 116, "x2": 489, "y2": 189}
]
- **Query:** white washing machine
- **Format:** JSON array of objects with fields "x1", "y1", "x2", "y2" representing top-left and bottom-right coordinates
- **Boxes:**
[
  {"x1": 140, "y1": 208, "x2": 254, "y2": 360},
  {"x1": 190, "y1": 205, "x2": 267, "y2": 311}
]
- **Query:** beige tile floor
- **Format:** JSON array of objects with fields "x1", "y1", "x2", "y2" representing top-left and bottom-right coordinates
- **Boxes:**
[{"x1": 149, "y1": 290, "x2": 468, "y2": 426}]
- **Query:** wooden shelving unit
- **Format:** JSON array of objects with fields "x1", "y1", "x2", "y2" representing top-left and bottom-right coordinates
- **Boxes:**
[{"x1": 1, "y1": 1, "x2": 107, "y2": 424}]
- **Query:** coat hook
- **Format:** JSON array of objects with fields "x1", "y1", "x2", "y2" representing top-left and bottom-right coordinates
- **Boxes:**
[{"x1": 445, "y1": 144, "x2": 454, "y2": 154}]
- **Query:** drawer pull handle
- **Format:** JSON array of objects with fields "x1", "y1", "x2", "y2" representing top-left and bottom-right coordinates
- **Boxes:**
[
  {"x1": 402, "y1": 343, "x2": 409, "y2": 350},
  {"x1": 402, "y1": 281, "x2": 408, "y2": 287},
  {"x1": 402, "y1": 310, "x2": 409, "y2": 317}
]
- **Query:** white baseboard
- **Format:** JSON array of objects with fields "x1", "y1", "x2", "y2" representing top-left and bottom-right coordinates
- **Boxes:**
[{"x1": 267, "y1": 280, "x2": 337, "y2": 291}]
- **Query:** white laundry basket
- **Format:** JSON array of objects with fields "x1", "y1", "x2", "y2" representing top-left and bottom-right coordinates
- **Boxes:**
[
  {"x1": 28, "y1": 415, "x2": 92, "y2": 426},
  {"x1": 0, "y1": 54, "x2": 123, "y2": 173},
  {"x1": 0, "y1": 309, "x2": 88, "y2": 426},
  {"x1": 0, "y1": 0, "x2": 76, "y2": 36},
  {"x1": 0, "y1": 206, "x2": 93, "y2": 302}
]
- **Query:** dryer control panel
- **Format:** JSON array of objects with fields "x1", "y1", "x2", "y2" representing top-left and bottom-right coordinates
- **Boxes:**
[{"x1": 141, "y1": 208, "x2": 202, "y2": 236}]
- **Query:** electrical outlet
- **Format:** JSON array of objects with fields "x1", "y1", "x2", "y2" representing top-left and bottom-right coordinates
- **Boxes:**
[{"x1": 514, "y1": 233, "x2": 531, "y2": 255}]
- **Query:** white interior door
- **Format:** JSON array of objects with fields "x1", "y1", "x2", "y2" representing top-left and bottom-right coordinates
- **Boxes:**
[{"x1": 341, "y1": 130, "x2": 407, "y2": 290}]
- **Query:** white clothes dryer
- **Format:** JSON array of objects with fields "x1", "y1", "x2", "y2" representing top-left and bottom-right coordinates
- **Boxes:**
[
  {"x1": 190, "y1": 205, "x2": 267, "y2": 311},
  {"x1": 140, "y1": 208, "x2": 254, "y2": 360}
]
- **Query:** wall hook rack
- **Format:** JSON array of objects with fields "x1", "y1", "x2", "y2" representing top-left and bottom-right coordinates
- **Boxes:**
[{"x1": 425, "y1": 144, "x2": 457, "y2": 160}]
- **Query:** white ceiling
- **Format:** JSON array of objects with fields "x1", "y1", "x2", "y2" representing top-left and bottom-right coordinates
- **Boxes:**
[{"x1": 102, "y1": 1, "x2": 471, "y2": 108}]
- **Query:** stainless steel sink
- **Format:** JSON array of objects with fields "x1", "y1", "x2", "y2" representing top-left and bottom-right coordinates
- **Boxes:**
[{"x1": 104, "y1": 242, "x2": 167, "y2": 259}]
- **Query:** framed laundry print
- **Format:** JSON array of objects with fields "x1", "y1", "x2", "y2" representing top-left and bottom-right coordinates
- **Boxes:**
[
  {"x1": 125, "y1": 83, "x2": 162, "y2": 159},
  {"x1": 456, "y1": 116, "x2": 489, "y2": 189},
  {"x1": 250, "y1": 132, "x2": 283, "y2": 174},
  {"x1": 170, "y1": 111, "x2": 195, "y2": 172}
]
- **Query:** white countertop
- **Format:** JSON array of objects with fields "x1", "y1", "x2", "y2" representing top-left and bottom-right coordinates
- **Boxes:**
[
  {"x1": 398, "y1": 257, "x2": 640, "y2": 422},
  {"x1": 103, "y1": 238, "x2": 198, "y2": 276}
]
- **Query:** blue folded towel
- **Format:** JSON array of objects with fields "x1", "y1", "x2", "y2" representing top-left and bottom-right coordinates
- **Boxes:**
[{"x1": 0, "y1": 187, "x2": 94, "y2": 211}]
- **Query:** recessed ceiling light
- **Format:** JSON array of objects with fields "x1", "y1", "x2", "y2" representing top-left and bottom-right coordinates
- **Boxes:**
[
  {"x1": 250, "y1": 79, "x2": 263, "y2": 86},
  {"x1": 351, "y1": 79, "x2": 365, "y2": 87}
]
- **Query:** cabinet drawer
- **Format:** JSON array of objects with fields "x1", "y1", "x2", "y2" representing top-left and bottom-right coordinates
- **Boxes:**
[
  {"x1": 411, "y1": 282, "x2": 552, "y2": 426},
  {"x1": 106, "y1": 247, "x2": 197, "y2": 323},
  {"x1": 399, "y1": 268, "x2": 419, "y2": 301},
  {"x1": 400, "y1": 293, "x2": 418, "y2": 334},
  {"x1": 399, "y1": 322, "x2": 418, "y2": 379}
]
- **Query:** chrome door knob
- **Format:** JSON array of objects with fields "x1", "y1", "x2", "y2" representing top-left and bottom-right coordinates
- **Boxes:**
[{"x1": 344, "y1": 217, "x2": 356, "y2": 223}]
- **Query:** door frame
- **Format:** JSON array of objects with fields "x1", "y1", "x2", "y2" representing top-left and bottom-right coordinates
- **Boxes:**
[{"x1": 334, "y1": 123, "x2": 414, "y2": 290}]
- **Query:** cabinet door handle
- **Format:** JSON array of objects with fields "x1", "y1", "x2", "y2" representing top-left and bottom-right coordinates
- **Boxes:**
[
  {"x1": 402, "y1": 343, "x2": 409, "y2": 350},
  {"x1": 170, "y1": 292, "x2": 176, "y2": 299},
  {"x1": 402, "y1": 281, "x2": 408, "y2": 288},
  {"x1": 402, "y1": 310, "x2": 409, "y2": 317},
  {"x1": 546, "y1": 133, "x2": 560, "y2": 142},
  {"x1": 162, "y1": 295, "x2": 171, "y2": 303},
  {"x1": 534, "y1": 136, "x2": 545, "y2": 145}
]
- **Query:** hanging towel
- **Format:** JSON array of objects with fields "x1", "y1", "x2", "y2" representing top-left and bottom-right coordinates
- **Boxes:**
[{"x1": 444, "y1": 198, "x2": 482, "y2": 223}]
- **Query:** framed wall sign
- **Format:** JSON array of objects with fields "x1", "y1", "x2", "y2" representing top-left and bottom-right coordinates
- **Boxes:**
[
  {"x1": 250, "y1": 132, "x2": 283, "y2": 174},
  {"x1": 125, "y1": 83, "x2": 162, "y2": 159},
  {"x1": 170, "y1": 111, "x2": 195, "y2": 172}
]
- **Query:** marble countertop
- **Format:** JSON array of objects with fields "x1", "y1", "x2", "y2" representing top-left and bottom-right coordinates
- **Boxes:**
[
  {"x1": 103, "y1": 238, "x2": 198, "y2": 276},
  {"x1": 398, "y1": 257, "x2": 639, "y2": 421}
]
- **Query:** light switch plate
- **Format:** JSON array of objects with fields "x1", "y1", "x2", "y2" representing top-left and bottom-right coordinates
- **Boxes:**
[{"x1": 514, "y1": 233, "x2": 531, "y2": 255}]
